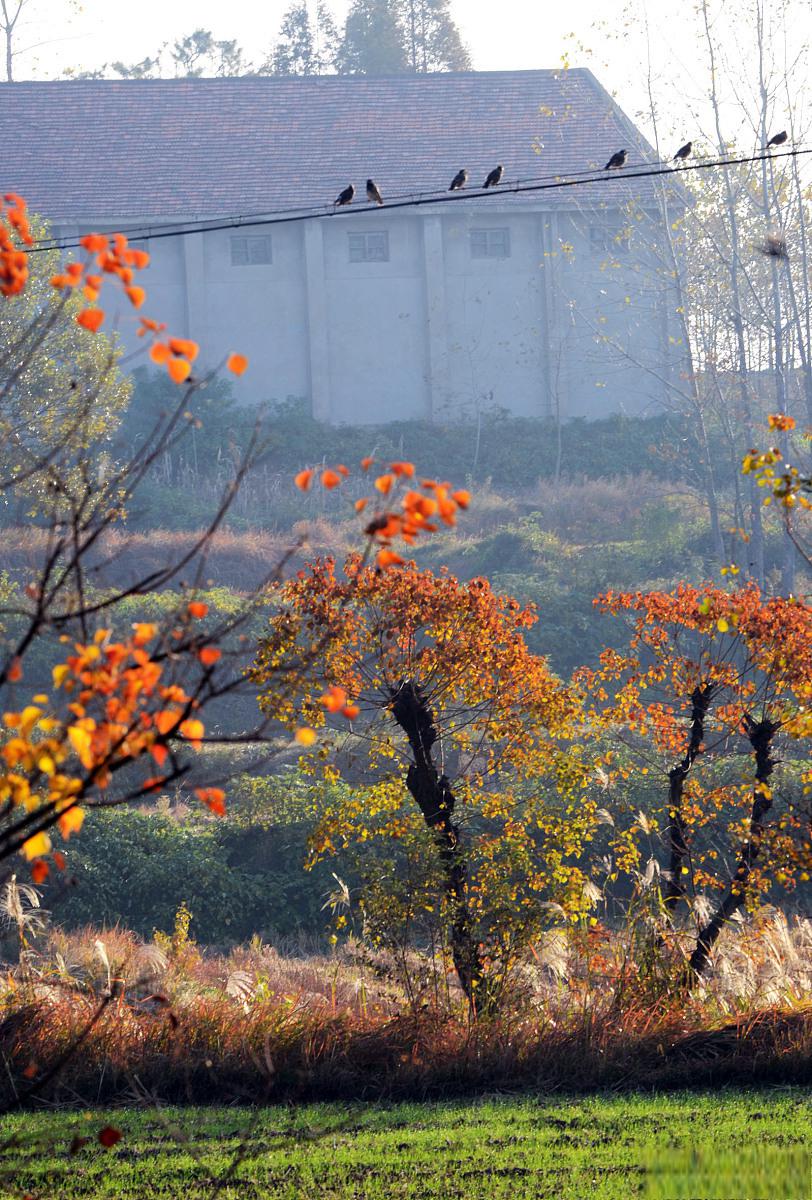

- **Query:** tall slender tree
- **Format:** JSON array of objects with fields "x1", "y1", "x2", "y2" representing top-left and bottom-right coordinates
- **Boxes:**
[
  {"x1": 267, "y1": 1, "x2": 340, "y2": 76},
  {"x1": 400, "y1": 0, "x2": 470, "y2": 72},
  {"x1": 336, "y1": 0, "x2": 408, "y2": 75}
]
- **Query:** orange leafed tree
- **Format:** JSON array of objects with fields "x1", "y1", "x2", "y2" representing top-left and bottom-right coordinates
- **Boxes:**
[
  {"x1": 0, "y1": 194, "x2": 466, "y2": 888},
  {"x1": 253, "y1": 557, "x2": 594, "y2": 1010},
  {"x1": 582, "y1": 583, "x2": 812, "y2": 980}
]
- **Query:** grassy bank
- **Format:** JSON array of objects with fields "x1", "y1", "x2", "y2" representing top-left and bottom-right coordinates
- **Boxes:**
[{"x1": 4, "y1": 1090, "x2": 810, "y2": 1199}]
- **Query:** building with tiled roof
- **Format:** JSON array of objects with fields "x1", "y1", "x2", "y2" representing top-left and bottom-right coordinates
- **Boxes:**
[{"x1": 1, "y1": 70, "x2": 685, "y2": 423}]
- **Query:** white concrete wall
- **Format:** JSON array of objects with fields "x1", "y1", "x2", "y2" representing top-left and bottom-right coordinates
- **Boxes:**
[
  {"x1": 322, "y1": 214, "x2": 430, "y2": 424},
  {"x1": 59, "y1": 203, "x2": 677, "y2": 425},
  {"x1": 442, "y1": 209, "x2": 548, "y2": 419}
]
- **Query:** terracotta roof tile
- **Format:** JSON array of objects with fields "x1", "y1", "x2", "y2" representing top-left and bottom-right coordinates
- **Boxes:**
[{"x1": 1, "y1": 69, "x2": 661, "y2": 221}]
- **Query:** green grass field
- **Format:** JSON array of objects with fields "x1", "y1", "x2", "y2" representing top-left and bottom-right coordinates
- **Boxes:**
[{"x1": 3, "y1": 1090, "x2": 811, "y2": 1199}]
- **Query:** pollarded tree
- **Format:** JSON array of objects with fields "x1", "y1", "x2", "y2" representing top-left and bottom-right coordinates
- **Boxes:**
[
  {"x1": 582, "y1": 582, "x2": 812, "y2": 982},
  {"x1": 253, "y1": 551, "x2": 594, "y2": 1011}
]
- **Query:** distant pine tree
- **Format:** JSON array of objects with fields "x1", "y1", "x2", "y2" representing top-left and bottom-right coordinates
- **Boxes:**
[
  {"x1": 267, "y1": 1, "x2": 340, "y2": 76},
  {"x1": 336, "y1": 0, "x2": 408, "y2": 75},
  {"x1": 400, "y1": 0, "x2": 471, "y2": 72}
]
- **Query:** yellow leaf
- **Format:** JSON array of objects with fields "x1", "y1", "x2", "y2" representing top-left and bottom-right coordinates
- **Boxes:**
[
  {"x1": 67, "y1": 725, "x2": 93, "y2": 766},
  {"x1": 37, "y1": 754, "x2": 56, "y2": 776},
  {"x1": 52, "y1": 664, "x2": 70, "y2": 688},
  {"x1": 58, "y1": 806, "x2": 85, "y2": 839},
  {"x1": 295, "y1": 727, "x2": 317, "y2": 746},
  {"x1": 717, "y1": 618, "x2": 729, "y2": 633},
  {"x1": 22, "y1": 831, "x2": 51, "y2": 861}
]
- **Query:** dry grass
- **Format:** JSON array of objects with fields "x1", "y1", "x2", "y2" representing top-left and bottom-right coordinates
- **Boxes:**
[
  {"x1": 522, "y1": 473, "x2": 684, "y2": 541},
  {"x1": 0, "y1": 525, "x2": 354, "y2": 593},
  {"x1": 3, "y1": 910, "x2": 812, "y2": 1106}
]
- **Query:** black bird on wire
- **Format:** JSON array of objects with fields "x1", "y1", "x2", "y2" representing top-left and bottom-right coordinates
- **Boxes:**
[
  {"x1": 766, "y1": 129, "x2": 788, "y2": 148},
  {"x1": 604, "y1": 149, "x2": 628, "y2": 170},
  {"x1": 673, "y1": 141, "x2": 692, "y2": 161},
  {"x1": 449, "y1": 168, "x2": 468, "y2": 191},
  {"x1": 483, "y1": 164, "x2": 504, "y2": 188},
  {"x1": 366, "y1": 179, "x2": 384, "y2": 205},
  {"x1": 335, "y1": 184, "x2": 355, "y2": 206}
]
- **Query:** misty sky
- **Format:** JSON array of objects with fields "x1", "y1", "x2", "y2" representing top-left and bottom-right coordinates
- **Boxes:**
[{"x1": 12, "y1": 0, "x2": 810, "y2": 147}]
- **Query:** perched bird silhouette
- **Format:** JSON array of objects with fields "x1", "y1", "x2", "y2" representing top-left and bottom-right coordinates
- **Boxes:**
[
  {"x1": 766, "y1": 129, "x2": 788, "y2": 148},
  {"x1": 483, "y1": 164, "x2": 504, "y2": 188},
  {"x1": 335, "y1": 184, "x2": 355, "y2": 206},
  {"x1": 759, "y1": 231, "x2": 788, "y2": 260},
  {"x1": 449, "y1": 168, "x2": 468, "y2": 191},
  {"x1": 366, "y1": 179, "x2": 384, "y2": 206},
  {"x1": 604, "y1": 149, "x2": 627, "y2": 170},
  {"x1": 673, "y1": 141, "x2": 692, "y2": 161}
]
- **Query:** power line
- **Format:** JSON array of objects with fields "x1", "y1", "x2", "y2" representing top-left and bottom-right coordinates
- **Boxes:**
[{"x1": 25, "y1": 145, "x2": 811, "y2": 256}]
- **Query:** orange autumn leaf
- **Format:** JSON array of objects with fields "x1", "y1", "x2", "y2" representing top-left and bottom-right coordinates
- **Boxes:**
[
  {"x1": 390, "y1": 461, "x2": 415, "y2": 478},
  {"x1": 150, "y1": 342, "x2": 171, "y2": 365},
  {"x1": 342, "y1": 703, "x2": 360, "y2": 720},
  {"x1": 188, "y1": 601, "x2": 208, "y2": 619},
  {"x1": 76, "y1": 308, "x2": 104, "y2": 333},
  {"x1": 167, "y1": 356, "x2": 191, "y2": 384},
  {"x1": 31, "y1": 859, "x2": 49, "y2": 884},
  {"x1": 361, "y1": 456, "x2": 375, "y2": 471},
  {"x1": 155, "y1": 710, "x2": 180, "y2": 735},
  {"x1": 7, "y1": 657, "x2": 21, "y2": 682},
  {"x1": 53, "y1": 851, "x2": 66, "y2": 871},
  {"x1": 295, "y1": 469, "x2": 314, "y2": 491},
  {"x1": 768, "y1": 413, "x2": 796, "y2": 431},
  {"x1": 142, "y1": 776, "x2": 167, "y2": 794},
  {"x1": 168, "y1": 337, "x2": 199, "y2": 362},
  {"x1": 198, "y1": 647, "x2": 221, "y2": 666},
  {"x1": 81, "y1": 233, "x2": 108, "y2": 254},
  {"x1": 319, "y1": 685, "x2": 348, "y2": 713},
  {"x1": 132, "y1": 622, "x2": 158, "y2": 646},
  {"x1": 125, "y1": 285, "x2": 146, "y2": 309},
  {"x1": 226, "y1": 352, "x2": 248, "y2": 376},
  {"x1": 355, "y1": 498, "x2": 369, "y2": 512},
  {"x1": 180, "y1": 718, "x2": 205, "y2": 745},
  {"x1": 321, "y1": 468, "x2": 342, "y2": 489},
  {"x1": 58, "y1": 806, "x2": 85, "y2": 840},
  {"x1": 195, "y1": 786, "x2": 226, "y2": 815},
  {"x1": 295, "y1": 726, "x2": 317, "y2": 746},
  {"x1": 375, "y1": 474, "x2": 394, "y2": 495},
  {"x1": 377, "y1": 549, "x2": 405, "y2": 569},
  {"x1": 151, "y1": 743, "x2": 169, "y2": 767},
  {"x1": 452, "y1": 489, "x2": 471, "y2": 508}
]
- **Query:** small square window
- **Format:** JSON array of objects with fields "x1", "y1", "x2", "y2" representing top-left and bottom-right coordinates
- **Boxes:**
[
  {"x1": 230, "y1": 235, "x2": 272, "y2": 265},
  {"x1": 470, "y1": 228, "x2": 511, "y2": 259},
  {"x1": 348, "y1": 232, "x2": 390, "y2": 263}
]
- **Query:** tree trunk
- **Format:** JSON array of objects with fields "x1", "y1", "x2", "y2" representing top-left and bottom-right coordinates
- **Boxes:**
[
  {"x1": 389, "y1": 679, "x2": 487, "y2": 1010},
  {"x1": 663, "y1": 683, "x2": 713, "y2": 915},
  {"x1": 688, "y1": 714, "x2": 778, "y2": 980}
]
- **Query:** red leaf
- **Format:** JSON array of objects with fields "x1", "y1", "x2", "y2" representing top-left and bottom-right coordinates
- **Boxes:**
[
  {"x1": 98, "y1": 1126, "x2": 122, "y2": 1149},
  {"x1": 30, "y1": 859, "x2": 49, "y2": 884},
  {"x1": 76, "y1": 308, "x2": 104, "y2": 333}
]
